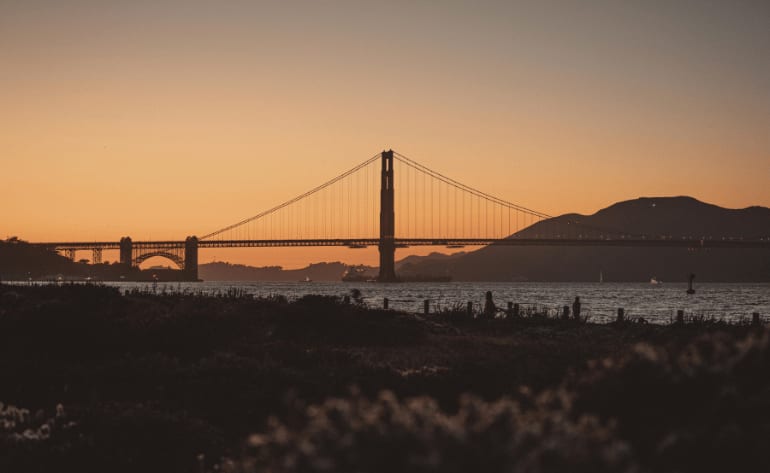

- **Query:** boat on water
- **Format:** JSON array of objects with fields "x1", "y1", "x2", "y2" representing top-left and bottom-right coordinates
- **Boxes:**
[
  {"x1": 650, "y1": 277, "x2": 663, "y2": 286},
  {"x1": 342, "y1": 266, "x2": 377, "y2": 282}
]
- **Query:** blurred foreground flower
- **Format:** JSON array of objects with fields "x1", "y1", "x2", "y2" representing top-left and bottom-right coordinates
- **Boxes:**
[{"x1": 222, "y1": 390, "x2": 637, "y2": 473}]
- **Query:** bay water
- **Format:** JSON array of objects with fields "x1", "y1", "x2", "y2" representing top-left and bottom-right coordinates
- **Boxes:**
[{"x1": 99, "y1": 281, "x2": 770, "y2": 324}]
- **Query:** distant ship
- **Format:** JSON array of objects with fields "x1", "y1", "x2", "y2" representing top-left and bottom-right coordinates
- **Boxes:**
[
  {"x1": 341, "y1": 266, "x2": 376, "y2": 282},
  {"x1": 650, "y1": 277, "x2": 663, "y2": 286}
]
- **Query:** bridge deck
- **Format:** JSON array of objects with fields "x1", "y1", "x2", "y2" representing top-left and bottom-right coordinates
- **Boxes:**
[
  {"x1": 200, "y1": 238, "x2": 770, "y2": 249},
  {"x1": 34, "y1": 238, "x2": 770, "y2": 250}
]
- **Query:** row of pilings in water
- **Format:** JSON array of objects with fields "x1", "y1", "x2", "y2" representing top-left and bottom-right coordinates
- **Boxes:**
[{"x1": 339, "y1": 293, "x2": 767, "y2": 325}]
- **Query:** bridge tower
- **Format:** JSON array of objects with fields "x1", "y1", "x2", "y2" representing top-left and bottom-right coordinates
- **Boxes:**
[
  {"x1": 185, "y1": 236, "x2": 199, "y2": 281},
  {"x1": 378, "y1": 150, "x2": 397, "y2": 282},
  {"x1": 119, "y1": 237, "x2": 133, "y2": 268}
]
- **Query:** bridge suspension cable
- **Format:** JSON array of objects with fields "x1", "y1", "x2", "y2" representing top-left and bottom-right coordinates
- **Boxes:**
[
  {"x1": 201, "y1": 149, "x2": 587, "y2": 243},
  {"x1": 394, "y1": 152, "x2": 664, "y2": 241},
  {"x1": 392, "y1": 151, "x2": 551, "y2": 220},
  {"x1": 200, "y1": 153, "x2": 382, "y2": 240}
]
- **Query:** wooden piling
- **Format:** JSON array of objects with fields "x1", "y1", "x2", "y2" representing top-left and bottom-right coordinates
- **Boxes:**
[
  {"x1": 383, "y1": 298, "x2": 389, "y2": 310},
  {"x1": 467, "y1": 301, "x2": 474, "y2": 317},
  {"x1": 617, "y1": 308, "x2": 625, "y2": 322},
  {"x1": 424, "y1": 299, "x2": 430, "y2": 315},
  {"x1": 753, "y1": 312, "x2": 761, "y2": 326},
  {"x1": 562, "y1": 306, "x2": 570, "y2": 320},
  {"x1": 676, "y1": 310, "x2": 685, "y2": 324},
  {"x1": 513, "y1": 303, "x2": 520, "y2": 317}
]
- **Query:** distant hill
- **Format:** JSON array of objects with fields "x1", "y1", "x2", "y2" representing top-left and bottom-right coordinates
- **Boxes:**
[
  {"x1": 200, "y1": 254, "x2": 468, "y2": 282},
  {"x1": 399, "y1": 197, "x2": 770, "y2": 282},
  {"x1": 0, "y1": 238, "x2": 79, "y2": 279},
  {"x1": 394, "y1": 251, "x2": 466, "y2": 279},
  {"x1": 199, "y1": 261, "x2": 369, "y2": 281}
]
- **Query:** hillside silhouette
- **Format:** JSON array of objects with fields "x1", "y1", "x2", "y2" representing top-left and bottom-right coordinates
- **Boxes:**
[
  {"x1": 404, "y1": 197, "x2": 770, "y2": 282},
  {"x1": 0, "y1": 238, "x2": 80, "y2": 279},
  {"x1": 199, "y1": 261, "x2": 362, "y2": 281}
]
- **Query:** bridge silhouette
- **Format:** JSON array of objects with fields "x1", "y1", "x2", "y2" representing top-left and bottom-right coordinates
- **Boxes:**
[{"x1": 34, "y1": 150, "x2": 770, "y2": 281}]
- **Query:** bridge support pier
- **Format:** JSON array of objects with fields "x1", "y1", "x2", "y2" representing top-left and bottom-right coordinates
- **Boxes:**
[
  {"x1": 378, "y1": 150, "x2": 397, "y2": 282},
  {"x1": 92, "y1": 248, "x2": 103, "y2": 265},
  {"x1": 185, "y1": 236, "x2": 199, "y2": 281},
  {"x1": 119, "y1": 237, "x2": 133, "y2": 268}
]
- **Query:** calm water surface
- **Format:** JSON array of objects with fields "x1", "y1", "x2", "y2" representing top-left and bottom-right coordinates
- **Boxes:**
[{"x1": 99, "y1": 281, "x2": 770, "y2": 324}]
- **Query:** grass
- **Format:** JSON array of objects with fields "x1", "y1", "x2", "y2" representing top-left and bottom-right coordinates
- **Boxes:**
[{"x1": 0, "y1": 283, "x2": 766, "y2": 472}]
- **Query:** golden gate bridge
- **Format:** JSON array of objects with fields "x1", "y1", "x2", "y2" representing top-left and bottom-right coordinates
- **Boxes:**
[{"x1": 33, "y1": 150, "x2": 770, "y2": 281}]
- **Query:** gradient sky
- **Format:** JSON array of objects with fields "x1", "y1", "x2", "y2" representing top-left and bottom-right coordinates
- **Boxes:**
[{"x1": 2, "y1": 0, "x2": 769, "y2": 268}]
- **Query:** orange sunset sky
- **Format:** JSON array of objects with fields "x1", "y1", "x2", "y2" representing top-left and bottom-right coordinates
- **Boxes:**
[{"x1": 2, "y1": 1, "x2": 769, "y2": 268}]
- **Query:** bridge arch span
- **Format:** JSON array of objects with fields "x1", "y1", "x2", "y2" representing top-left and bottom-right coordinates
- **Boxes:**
[{"x1": 134, "y1": 251, "x2": 186, "y2": 270}]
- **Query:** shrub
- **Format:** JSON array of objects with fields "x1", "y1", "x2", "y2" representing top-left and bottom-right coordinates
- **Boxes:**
[
  {"x1": 568, "y1": 329, "x2": 770, "y2": 472},
  {"x1": 222, "y1": 390, "x2": 637, "y2": 473}
]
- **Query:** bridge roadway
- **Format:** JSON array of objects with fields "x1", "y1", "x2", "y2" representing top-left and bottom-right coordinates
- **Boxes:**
[
  {"x1": 199, "y1": 237, "x2": 770, "y2": 249},
  {"x1": 36, "y1": 237, "x2": 770, "y2": 250},
  {"x1": 31, "y1": 236, "x2": 770, "y2": 281}
]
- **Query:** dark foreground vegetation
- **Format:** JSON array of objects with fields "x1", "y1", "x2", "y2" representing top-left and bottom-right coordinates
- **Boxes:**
[{"x1": 1, "y1": 284, "x2": 768, "y2": 473}]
